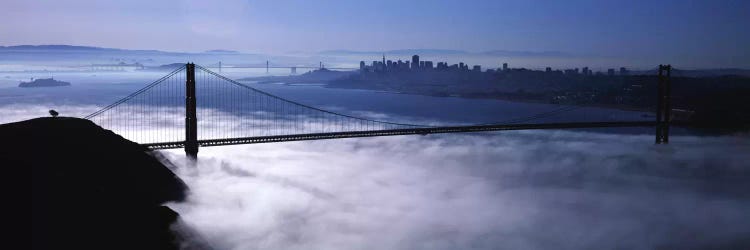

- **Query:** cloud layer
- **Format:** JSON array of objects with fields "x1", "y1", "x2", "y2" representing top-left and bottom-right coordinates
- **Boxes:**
[
  {"x1": 165, "y1": 131, "x2": 750, "y2": 250},
  {"x1": 4, "y1": 102, "x2": 748, "y2": 249}
]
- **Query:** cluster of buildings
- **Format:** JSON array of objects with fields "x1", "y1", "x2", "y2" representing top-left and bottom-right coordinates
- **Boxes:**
[
  {"x1": 360, "y1": 54, "x2": 630, "y2": 76},
  {"x1": 554, "y1": 66, "x2": 630, "y2": 76},
  {"x1": 360, "y1": 55, "x2": 480, "y2": 73}
]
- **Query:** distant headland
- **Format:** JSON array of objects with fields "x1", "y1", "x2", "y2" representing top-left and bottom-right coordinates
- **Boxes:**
[{"x1": 242, "y1": 54, "x2": 750, "y2": 131}]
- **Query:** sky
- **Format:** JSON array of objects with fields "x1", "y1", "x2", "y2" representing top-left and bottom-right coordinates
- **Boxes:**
[{"x1": 2, "y1": 0, "x2": 749, "y2": 66}]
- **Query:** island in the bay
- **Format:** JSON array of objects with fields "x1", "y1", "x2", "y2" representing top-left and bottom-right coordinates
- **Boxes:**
[
  {"x1": 18, "y1": 77, "x2": 71, "y2": 87},
  {"x1": 240, "y1": 55, "x2": 750, "y2": 130}
]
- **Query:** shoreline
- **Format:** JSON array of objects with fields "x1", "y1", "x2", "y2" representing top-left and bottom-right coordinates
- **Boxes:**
[{"x1": 248, "y1": 80, "x2": 654, "y2": 115}]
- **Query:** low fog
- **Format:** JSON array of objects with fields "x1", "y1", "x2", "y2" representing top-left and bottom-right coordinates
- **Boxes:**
[
  {"x1": 165, "y1": 131, "x2": 750, "y2": 250},
  {"x1": 4, "y1": 102, "x2": 749, "y2": 250}
]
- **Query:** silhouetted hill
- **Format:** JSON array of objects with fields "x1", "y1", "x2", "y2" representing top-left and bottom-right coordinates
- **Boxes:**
[
  {"x1": 0, "y1": 44, "x2": 121, "y2": 51},
  {"x1": 632, "y1": 68, "x2": 750, "y2": 77},
  {"x1": 0, "y1": 44, "x2": 164, "y2": 53},
  {"x1": 0, "y1": 117, "x2": 189, "y2": 250},
  {"x1": 0, "y1": 44, "x2": 252, "y2": 56},
  {"x1": 142, "y1": 62, "x2": 189, "y2": 71},
  {"x1": 205, "y1": 49, "x2": 240, "y2": 54},
  {"x1": 240, "y1": 68, "x2": 356, "y2": 84}
]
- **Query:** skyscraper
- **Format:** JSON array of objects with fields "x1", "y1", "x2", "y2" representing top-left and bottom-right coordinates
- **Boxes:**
[
  {"x1": 502, "y1": 63, "x2": 508, "y2": 71},
  {"x1": 411, "y1": 55, "x2": 420, "y2": 70},
  {"x1": 424, "y1": 61, "x2": 433, "y2": 70}
]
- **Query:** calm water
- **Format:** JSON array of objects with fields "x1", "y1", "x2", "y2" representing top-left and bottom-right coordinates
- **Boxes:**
[{"x1": 0, "y1": 70, "x2": 660, "y2": 134}]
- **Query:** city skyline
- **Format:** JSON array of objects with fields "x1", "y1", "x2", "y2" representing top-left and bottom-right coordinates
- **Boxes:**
[{"x1": 359, "y1": 54, "x2": 632, "y2": 76}]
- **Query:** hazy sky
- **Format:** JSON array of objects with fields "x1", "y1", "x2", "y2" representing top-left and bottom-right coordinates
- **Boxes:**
[{"x1": 2, "y1": 0, "x2": 749, "y2": 65}]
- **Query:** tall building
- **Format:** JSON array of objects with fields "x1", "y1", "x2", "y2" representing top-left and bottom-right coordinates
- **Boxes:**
[
  {"x1": 546, "y1": 67, "x2": 552, "y2": 72},
  {"x1": 472, "y1": 65, "x2": 481, "y2": 72},
  {"x1": 607, "y1": 68, "x2": 615, "y2": 76},
  {"x1": 360, "y1": 61, "x2": 365, "y2": 71},
  {"x1": 502, "y1": 63, "x2": 508, "y2": 71},
  {"x1": 620, "y1": 67, "x2": 629, "y2": 75},
  {"x1": 411, "y1": 55, "x2": 420, "y2": 70}
]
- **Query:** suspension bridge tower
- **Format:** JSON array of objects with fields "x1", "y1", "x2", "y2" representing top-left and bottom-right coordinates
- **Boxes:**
[
  {"x1": 185, "y1": 63, "x2": 199, "y2": 159},
  {"x1": 655, "y1": 64, "x2": 671, "y2": 144}
]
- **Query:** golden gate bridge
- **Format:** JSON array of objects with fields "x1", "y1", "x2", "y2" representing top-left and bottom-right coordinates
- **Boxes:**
[{"x1": 84, "y1": 63, "x2": 673, "y2": 159}]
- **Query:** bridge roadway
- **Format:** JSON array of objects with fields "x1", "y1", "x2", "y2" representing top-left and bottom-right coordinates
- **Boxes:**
[{"x1": 143, "y1": 121, "x2": 657, "y2": 150}]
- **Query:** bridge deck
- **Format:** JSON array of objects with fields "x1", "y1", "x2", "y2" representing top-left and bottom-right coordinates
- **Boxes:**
[{"x1": 143, "y1": 121, "x2": 657, "y2": 149}]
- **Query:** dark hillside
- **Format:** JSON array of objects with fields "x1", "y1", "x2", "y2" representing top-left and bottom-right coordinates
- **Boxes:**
[{"x1": 0, "y1": 117, "x2": 188, "y2": 250}]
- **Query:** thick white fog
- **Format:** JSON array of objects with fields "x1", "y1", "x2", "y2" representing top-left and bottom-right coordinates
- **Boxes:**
[
  {"x1": 164, "y1": 131, "x2": 750, "y2": 250},
  {"x1": 3, "y1": 100, "x2": 749, "y2": 250}
]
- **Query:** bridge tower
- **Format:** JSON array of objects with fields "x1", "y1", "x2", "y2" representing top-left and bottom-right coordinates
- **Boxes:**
[
  {"x1": 655, "y1": 64, "x2": 671, "y2": 144},
  {"x1": 185, "y1": 63, "x2": 199, "y2": 159}
]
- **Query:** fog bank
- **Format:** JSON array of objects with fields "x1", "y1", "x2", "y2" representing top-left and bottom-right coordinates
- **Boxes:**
[{"x1": 165, "y1": 131, "x2": 750, "y2": 250}]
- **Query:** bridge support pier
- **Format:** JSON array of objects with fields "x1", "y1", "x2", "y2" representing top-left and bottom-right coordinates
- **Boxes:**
[
  {"x1": 185, "y1": 63, "x2": 199, "y2": 160},
  {"x1": 655, "y1": 64, "x2": 671, "y2": 144}
]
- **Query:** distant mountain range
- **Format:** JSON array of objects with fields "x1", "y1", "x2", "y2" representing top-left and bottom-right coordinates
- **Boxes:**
[
  {"x1": 0, "y1": 45, "x2": 166, "y2": 53},
  {"x1": 0, "y1": 45, "x2": 272, "y2": 66},
  {"x1": 0, "y1": 45, "x2": 242, "y2": 55},
  {"x1": 631, "y1": 68, "x2": 750, "y2": 78},
  {"x1": 3, "y1": 45, "x2": 570, "y2": 58},
  {"x1": 204, "y1": 49, "x2": 240, "y2": 54},
  {"x1": 2, "y1": 45, "x2": 747, "y2": 72}
]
